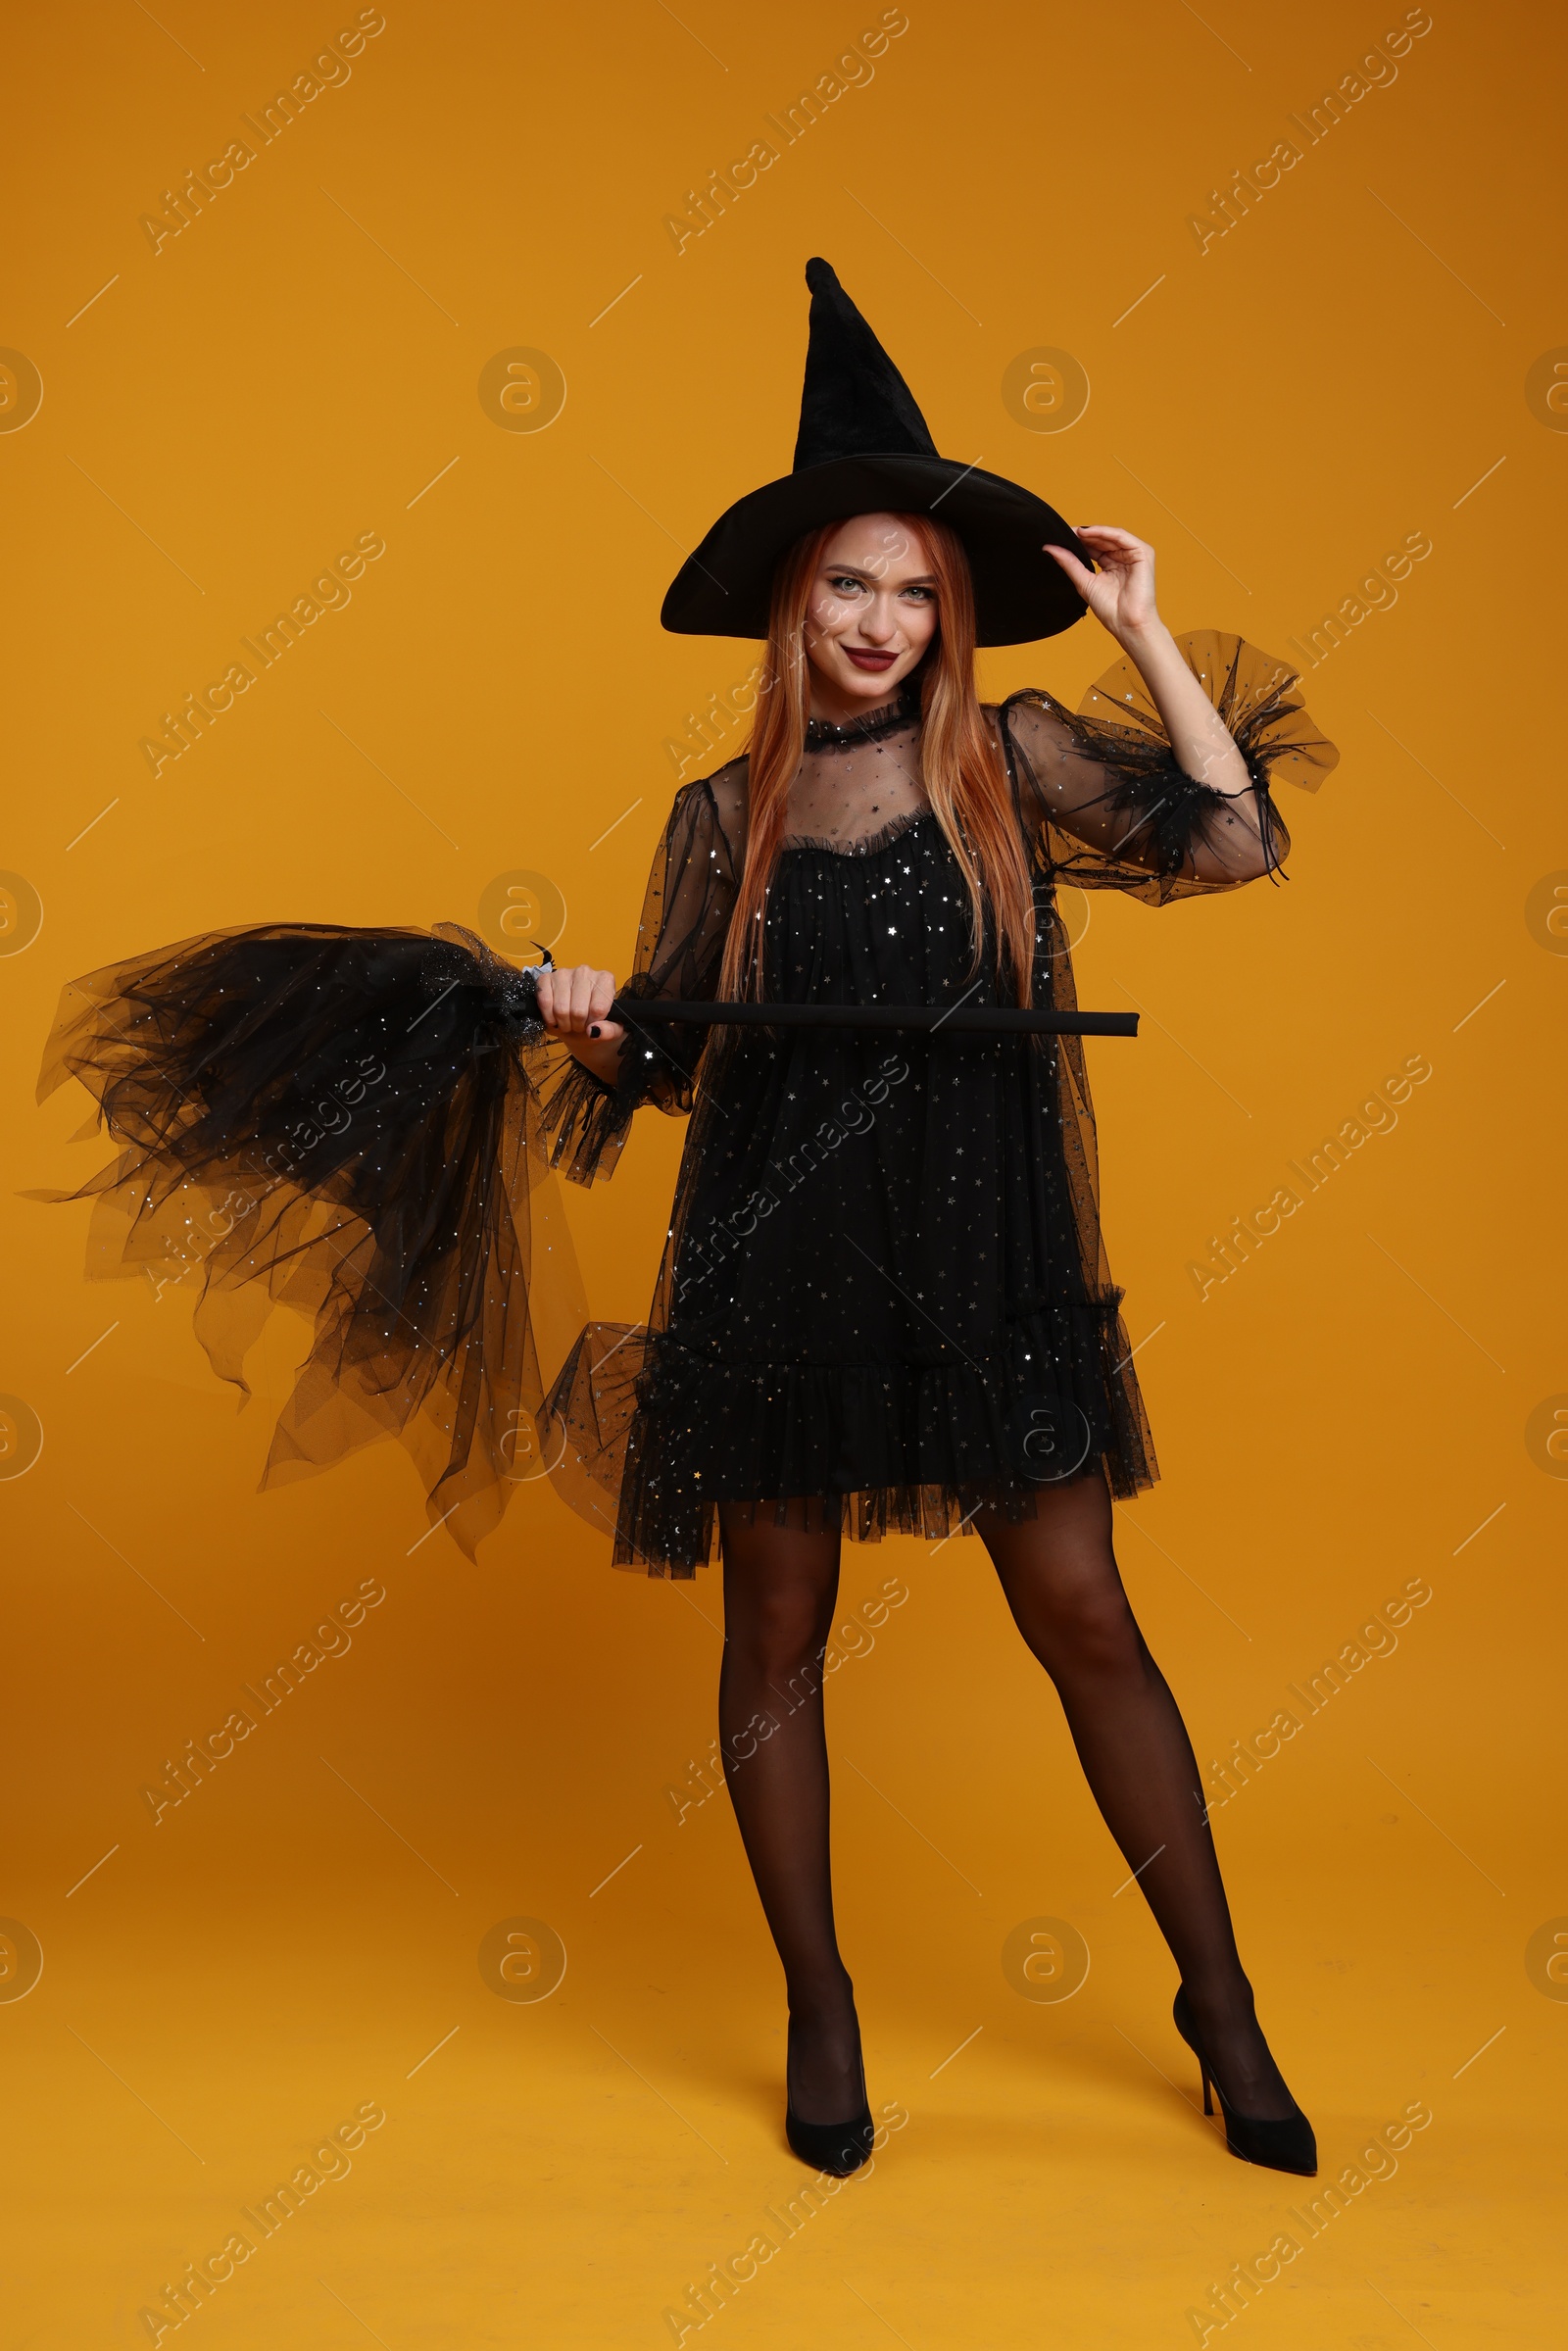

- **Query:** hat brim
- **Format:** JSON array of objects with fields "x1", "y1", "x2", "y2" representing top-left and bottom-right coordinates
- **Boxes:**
[{"x1": 660, "y1": 455, "x2": 1090, "y2": 647}]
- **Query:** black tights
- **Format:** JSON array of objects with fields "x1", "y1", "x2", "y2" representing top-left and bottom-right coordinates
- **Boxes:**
[{"x1": 717, "y1": 1474, "x2": 1298, "y2": 2124}]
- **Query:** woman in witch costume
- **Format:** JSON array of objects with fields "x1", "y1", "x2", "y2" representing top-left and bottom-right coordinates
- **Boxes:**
[{"x1": 38, "y1": 260, "x2": 1336, "y2": 2181}]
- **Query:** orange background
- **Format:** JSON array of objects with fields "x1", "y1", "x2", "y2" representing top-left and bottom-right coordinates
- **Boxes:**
[{"x1": 2, "y1": 2, "x2": 1564, "y2": 2343}]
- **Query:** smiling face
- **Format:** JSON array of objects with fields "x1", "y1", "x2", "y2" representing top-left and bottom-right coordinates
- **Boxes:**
[{"x1": 802, "y1": 512, "x2": 941, "y2": 721}]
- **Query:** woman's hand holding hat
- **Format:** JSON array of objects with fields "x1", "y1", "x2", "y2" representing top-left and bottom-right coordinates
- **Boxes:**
[{"x1": 1046, "y1": 525, "x2": 1160, "y2": 646}]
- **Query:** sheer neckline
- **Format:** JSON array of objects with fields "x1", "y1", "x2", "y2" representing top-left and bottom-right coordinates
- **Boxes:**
[
  {"x1": 781, "y1": 807, "x2": 935, "y2": 859},
  {"x1": 804, "y1": 677, "x2": 921, "y2": 752}
]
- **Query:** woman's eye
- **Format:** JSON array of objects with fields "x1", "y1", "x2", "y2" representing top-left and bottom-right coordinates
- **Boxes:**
[
  {"x1": 903, "y1": 585, "x2": 934, "y2": 602},
  {"x1": 827, "y1": 574, "x2": 864, "y2": 594}
]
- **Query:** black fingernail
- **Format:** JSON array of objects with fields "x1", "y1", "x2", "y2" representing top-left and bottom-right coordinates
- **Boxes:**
[{"x1": 588, "y1": 1025, "x2": 601, "y2": 1037}]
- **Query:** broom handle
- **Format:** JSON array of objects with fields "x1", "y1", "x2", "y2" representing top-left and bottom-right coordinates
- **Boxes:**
[{"x1": 608, "y1": 998, "x2": 1138, "y2": 1039}]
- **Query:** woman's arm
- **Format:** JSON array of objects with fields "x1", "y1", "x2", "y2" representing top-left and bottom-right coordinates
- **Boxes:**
[
  {"x1": 531, "y1": 771, "x2": 743, "y2": 1186},
  {"x1": 1048, "y1": 526, "x2": 1263, "y2": 855}
]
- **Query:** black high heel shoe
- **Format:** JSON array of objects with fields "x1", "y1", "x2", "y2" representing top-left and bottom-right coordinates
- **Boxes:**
[
  {"x1": 784, "y1": 2028, "x2": 874, "y2": 2178},
  {"x1": 1172, "y1": 1988, "x2": 1317, "y2": 2177}
]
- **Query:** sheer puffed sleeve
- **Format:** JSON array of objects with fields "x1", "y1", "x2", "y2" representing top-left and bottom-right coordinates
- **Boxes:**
[
  {"x1": 538, "y1": 764, "x2": 742, "y2": 1185},
  {"x1": 1001, "y1": 631, "x2": 1337, "y2": 905}
]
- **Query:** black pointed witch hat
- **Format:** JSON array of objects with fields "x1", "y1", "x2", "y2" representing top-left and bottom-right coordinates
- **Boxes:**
[{"x1": 661, "y1": 258, "x2": 1090, "y2": 647}]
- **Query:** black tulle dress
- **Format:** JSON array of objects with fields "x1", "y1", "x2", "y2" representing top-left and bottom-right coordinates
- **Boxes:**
[{"x1": 36, "y1": 633, "x2": 1335, "y2": 1574}]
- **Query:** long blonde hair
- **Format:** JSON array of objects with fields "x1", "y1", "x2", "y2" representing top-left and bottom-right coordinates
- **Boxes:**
[{"x1": 717, "y1": 514, "x2": 1037, "y2": 1006}]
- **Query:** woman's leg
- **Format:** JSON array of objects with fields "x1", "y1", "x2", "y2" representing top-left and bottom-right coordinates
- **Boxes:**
[
  {"x1": 716, "y1": 1499, "x2": 864, "y2": 2123},
  {"x1": 977, "y1": 1470, "x2": 1298, "y2": 2119}
]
